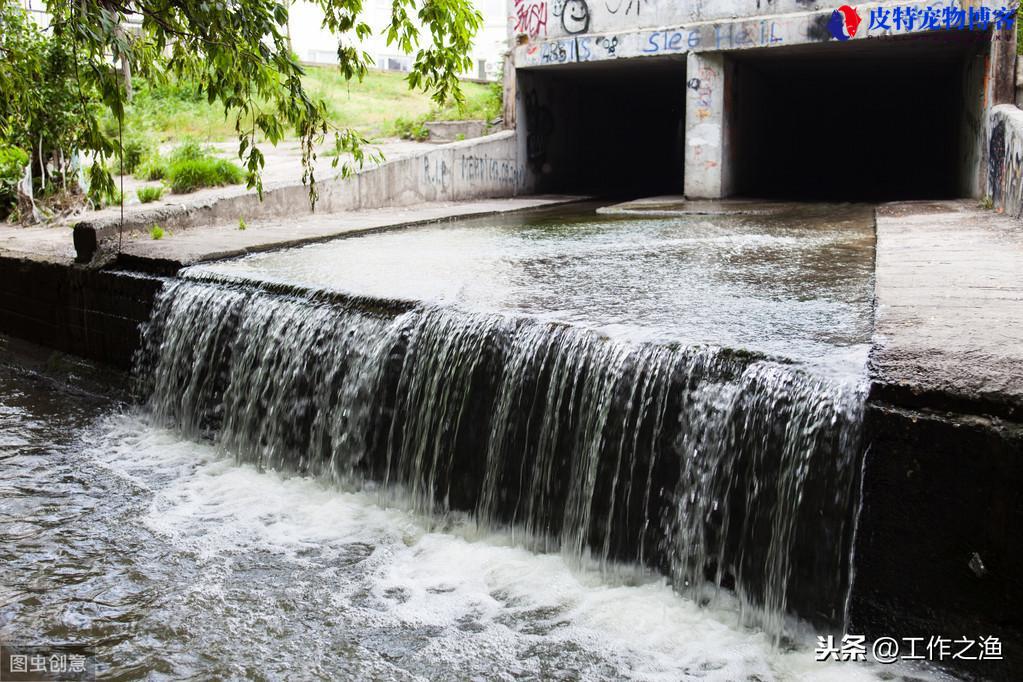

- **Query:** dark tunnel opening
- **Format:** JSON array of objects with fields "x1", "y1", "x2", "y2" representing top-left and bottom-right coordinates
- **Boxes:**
[
  {"x1": 728, "y1": 32, "x2": 989, "y2": 201},
  {"x1": 518, "y1": 32, "x2": 988, "y2": 202},
  {"x1": 518, "y1": 57, "x2": 688, "y2": 198}
]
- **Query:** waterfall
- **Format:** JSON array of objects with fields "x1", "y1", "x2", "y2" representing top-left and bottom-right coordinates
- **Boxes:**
[{"x1": 136, "y1": 275, "x2": 865, "y2": 641}]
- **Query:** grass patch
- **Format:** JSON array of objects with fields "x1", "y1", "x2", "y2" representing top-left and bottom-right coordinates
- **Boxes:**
[
  {"x1": 167, "y1": 157, "x2": 245, "y2": 193},
  {"x1": 136, "y1": 185, "x2": 165, "y2": 203},
  {"x1": 87, "y1": 176, "x2": 122, "y2": 208},
  {"x1": 168, "y1": 140, "x2": 209, "y2": 162},
  {"x1": 390, "y1": 116, "x2": 431, "y2": 142},
  {"x1": 115, "y1": 135, "x2": 156, "y2": 175},
  {"x1": 114, "y1": 69, "x2": 499, "y2": 145},
  {"x1": 135, "y1": 158, "x2": 167, "y2": 181},
  {"x1": 155, "y1": 141, "x2": 245, "y2": 193},
  {"x1": 149, "y1": 224, "x2": 165, "y2": 240}
]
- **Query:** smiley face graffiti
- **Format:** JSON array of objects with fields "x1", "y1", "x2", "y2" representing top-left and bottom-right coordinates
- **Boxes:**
[{"x1": 556, "y1": 0, "x2": 591, "y2": 34}]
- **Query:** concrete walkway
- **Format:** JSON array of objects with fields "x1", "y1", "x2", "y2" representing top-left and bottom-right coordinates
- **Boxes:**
[
  {"x1": 1, "y1": 196, "x2": 582, "y2": 268},
  {"x1": 871, "y1": 200, "x2": 1023, "y2": 416},
  {"x1": 118, "y1": 195, "x2": 581, "y2": 267}
]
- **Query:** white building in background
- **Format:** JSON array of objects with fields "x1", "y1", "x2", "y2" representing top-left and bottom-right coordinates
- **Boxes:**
[{"x1": 289, "y1": 0, "x2": 507, "y2": 80}]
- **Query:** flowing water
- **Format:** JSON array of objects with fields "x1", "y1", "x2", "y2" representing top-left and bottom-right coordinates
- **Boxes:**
[
  {"x1": 0, "y1": 204, "x2": 951, "y2": 679},
  {"x1": 194, "y1": 202, "x2": 876, "y2": 379}
]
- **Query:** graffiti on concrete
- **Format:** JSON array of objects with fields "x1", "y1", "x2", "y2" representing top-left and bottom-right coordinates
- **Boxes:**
[
  {"x1": 990, "y1": 118, "x2": 1006, "y2": 207},
  {"x1": 988, "y1": 115, "x2": 1023, "y2": 218},
  {"x1": 423, "y1": 157, "x2": 450, "y2": 191},
  {"x1": 554, "y1": 0, "x2": 591, "y2": 34},
  {"x1": 606, "y1": 0, "x2": 648, "y2": 15},
  {"x1": 598, "y1": 35, "x2": 619, "y2": 55},
  {"x1": 515, "y1": 14, "x2": 793, "y2": 68},
  {"x1": 460, "y1": 155, "x2": 524, "y2": 187},
  {"x1": 644, "y1": 22, "x2": 783, "y2": 53},
  {"x1": 806, "y1": 14, "x2": 833, "y2": 41},
  {"x1": 540, "y1": 38, "x2": 574, "y2": 63},
  {"x1": 691, "y1": 64, "x2": 717, "y2": 110},
  {"x1": 515, "y1": 0, "x2": 549, "y2": 37}
]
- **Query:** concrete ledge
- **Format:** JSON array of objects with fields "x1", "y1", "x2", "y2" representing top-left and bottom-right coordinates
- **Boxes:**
[
  {"x1": 871, "y1": 200, "x2": 1023, "y2": 419},
  {"x1": 0, "y1": 255, "x2": 163, "y2": 369},
  {"x1": 862, "y1": 198, "x2": 1023, "y2": 680},
  {"x1": 73, "y1": 131, "x2": 527, "y2": 264},
  {"x1": 112, "y1": 195, "x2": 585, "y2": 272}
]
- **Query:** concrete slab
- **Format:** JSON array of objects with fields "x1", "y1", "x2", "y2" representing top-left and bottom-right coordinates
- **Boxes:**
[
  {"x1": 0, "y1": 224, "x2": 77, "y2": 263},
  {"x1": 871, "y1": 200, "x2": 1023, "y2": 417},
  {"x1": 117, "y1": 195, "x2": 584, "y2": 268}
]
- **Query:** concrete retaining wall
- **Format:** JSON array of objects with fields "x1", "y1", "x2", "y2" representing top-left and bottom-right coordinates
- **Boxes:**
[
  {"x1": 74, "y1": 131, "x2": 523, "y2": 263},
  {"x1": 0, "y1": 255, "x2": 163, "y2": 369},
  {"x1": 852, "y1": 403, "x2": 1023, "y2": 681},
  {"x1": 988, "y1": 104, "x2": 1023, "y2": 218}
]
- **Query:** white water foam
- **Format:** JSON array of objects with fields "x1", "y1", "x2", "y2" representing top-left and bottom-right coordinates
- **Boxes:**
[{"x1": 84, "y1": 412, "x2": 941, "y2": 681}]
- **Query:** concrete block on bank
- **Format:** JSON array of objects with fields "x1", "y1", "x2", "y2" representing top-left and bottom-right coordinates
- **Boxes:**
[{"x1": 425, "y1": 120, "x2": 489, "y2": 143}]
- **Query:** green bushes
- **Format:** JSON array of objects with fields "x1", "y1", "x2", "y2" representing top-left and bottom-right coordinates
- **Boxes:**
[
  {"x1": 390, "y1": 116, "x2": 431, "y2": 141},
  {"x1": 135, "y1": 159, "x2": 166, "y2": 181},
  {"x1": 168, "y1": 140, "x2": 207, "y2": 163},
  {"x1": 0, "y1": 4, "x2": 109, "y2": 200},
  {"x1": 87, "y1": 180, "x2": 122, "y2": 208},
  {"x1": 130, "y1": 141, "x2": 245, "y2": 194},
  {"x1": 149, "y1": 224, "x2": 165, "y2": 240},
  {"x1": 385, "y1": 78, "x2": 502, "y2": 141},
  {"x1": 166, "y1": 156, "x2": 245, "y2": 193},
  {"x1": 115, "y1": 135, "x2": 156, "y2": 175},
  {"x1": 136, "y1": 185, "x2": 165, "y2": 203},
  {"x1": 0, "y1": 145, "x2": 29, "y2": 217}
]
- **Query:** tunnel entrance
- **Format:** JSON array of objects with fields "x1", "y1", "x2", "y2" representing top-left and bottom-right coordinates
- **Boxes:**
[
  {"x1": 517, "y1": 57, "x2": 687, "y2": 197},
  {"x1": 727, "y1": 32, "x2": 989, "y2": 201}
]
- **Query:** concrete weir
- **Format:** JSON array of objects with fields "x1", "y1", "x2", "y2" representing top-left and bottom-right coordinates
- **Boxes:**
[
  {"x1": 2, "y1": 195, "x2": 1023, "y2": 677},
  {"x1": 1, "y1": 0, "x2": 1023, "y2": 677},
  {"x1": 499, "y1": 8, "x2": 1023, "y2": 673}
]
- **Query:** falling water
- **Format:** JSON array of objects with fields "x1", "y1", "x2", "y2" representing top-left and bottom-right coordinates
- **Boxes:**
[{"x1": 137, "y1": 274, "x2": 865, "y2": 642}]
